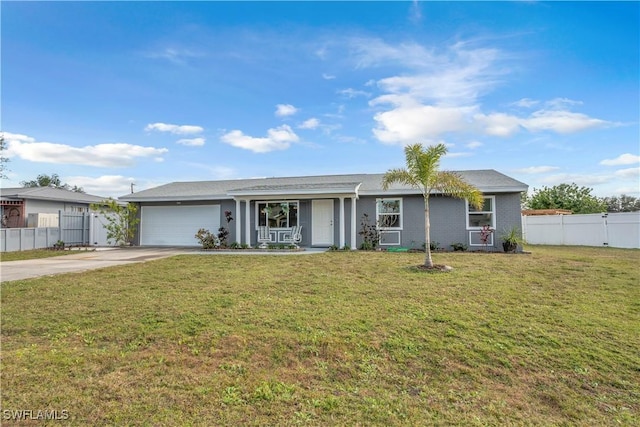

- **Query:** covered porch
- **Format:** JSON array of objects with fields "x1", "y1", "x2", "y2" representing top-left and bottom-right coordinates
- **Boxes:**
[{"x1": 228, "y1": 182, "x2": 361, "y2": 248}]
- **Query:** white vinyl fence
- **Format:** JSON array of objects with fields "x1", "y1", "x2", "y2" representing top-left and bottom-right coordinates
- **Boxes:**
[
  {"x1": 1, "y1": 212, "x2": 116, "y2": 252},
  {"x1": 522, "y1": 212, "x2": 640, "y2": 249}
]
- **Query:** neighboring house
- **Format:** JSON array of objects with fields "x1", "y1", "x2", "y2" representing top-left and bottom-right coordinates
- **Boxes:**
[
  {"x1": 0, "y1": 187, "x2": 108, "y2": 228},
  {"x1": 119, "y1": 170, "x2": 528, "y2": 251}
]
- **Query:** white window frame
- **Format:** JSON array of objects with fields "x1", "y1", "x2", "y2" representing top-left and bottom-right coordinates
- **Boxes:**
[
  {"x1": 376, "y1": 198, "x2": 403, "y2": 230},
  {"x1": 466, "y1": 196, "x2": 496, "y2": 230},
  {"x1": 468, "y1": 229, "x2": 495, "y2": 247},
  {"x1": 379, "y1": 230, "x2": 401, "y2": 246},
  {"x1": 256, "y1": 200, "x2": 299, "y2": 229}
]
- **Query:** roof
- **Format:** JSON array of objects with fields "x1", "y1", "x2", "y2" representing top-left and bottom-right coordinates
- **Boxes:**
[
  {"x1": 522, "y1": 209, "x2": 573, "y2": 216},
  {"x1": 120, "y1": 170, "x2": 528, "y2": 202},
  {"x1": 0, "y1": 186, "x2": 108, "y2": 204}
]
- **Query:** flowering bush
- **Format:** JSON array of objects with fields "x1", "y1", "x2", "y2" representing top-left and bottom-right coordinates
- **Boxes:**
[{"x1": 195, "y1": 228, "x2": 219, "y2": 249}]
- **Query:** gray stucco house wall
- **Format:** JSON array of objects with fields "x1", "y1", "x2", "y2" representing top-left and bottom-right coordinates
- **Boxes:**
[
  {"x1": 121, "y1": 170, "x2": 527, "y2": 251},
  {"x1": 1, "y1": 187, "x2": 108, "y2": 228}
]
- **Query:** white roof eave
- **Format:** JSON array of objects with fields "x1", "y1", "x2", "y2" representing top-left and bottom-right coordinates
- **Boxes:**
[{"x1": 120, "y1": 194, "x2": 233, "y2": 202}]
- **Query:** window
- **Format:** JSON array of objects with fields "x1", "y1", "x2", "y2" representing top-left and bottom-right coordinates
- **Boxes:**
[
  {"x1": 65, "y1": 206, "x2": 86, "y2": 213},
  {"x1": 376, "y1": 198, "x2": 402, "y2": 229},
  {"x1": 466, "y1": 196, "x2": 495, "y2": 229},
  {"x1": 257, "y1": 201, "x2": 298, "y2": 228}
]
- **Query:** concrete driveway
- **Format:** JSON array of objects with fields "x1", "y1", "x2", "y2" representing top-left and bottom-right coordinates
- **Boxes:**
[{"x1": 1, "y1": 247, "x2": 195, "y2": 282}]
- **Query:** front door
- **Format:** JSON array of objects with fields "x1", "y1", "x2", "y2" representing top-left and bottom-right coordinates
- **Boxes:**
[{"x1": 312, "y1": 199, "x2": 334, "y2": 246}]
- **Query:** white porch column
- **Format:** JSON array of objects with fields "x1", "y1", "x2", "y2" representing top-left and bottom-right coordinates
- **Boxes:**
[
  {"x1": 235, "y1": 199, "x2": 241, "y2": 245},
  {"x1": 245, "y1": 199, "x2": 251, "y2": 246},
  {"x1": 351, "y1": 196, "x2": 357, "y2": 249},
  {"x1": 339, "y1": 197, "x2": 345, "y2": 248}
]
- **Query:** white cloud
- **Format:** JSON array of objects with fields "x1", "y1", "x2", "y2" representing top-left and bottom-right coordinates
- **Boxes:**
[
  {"x1": 336, "y1": 135, "x2": 367, "y2": 145},
  {"x1": 322, "y1": 73, "x2": 336, "y2": 80},
  {"x1": 299, "y1": 118, "x2": 320, "y2": 130},
  {"x1": 275, "y1": 104, "x2": 298, "y2": 117},
  {"x1": 338, "y1": 88, "x2": 371, "y2": 99},
  {"x1": 145, "y1": 47, "x2": 204, "y2": 65},
  {"x1": 357, "y1": 38, "x2": 612, "y2": 145},
  {"x1": 600, "y1": 153, "x2": 640, "y2": 166},
  {"x1": 512, "y1": 98, "x2": 540, "y2": 108},
  {"x1": 315, "y1": 46, "x2": 329, "y2": 60},
  {"x1": 545, "y1": 98, "x2": 583, "y2": 109},
  {"x1": 410, "y1": 0, "x2": 422, "y2": 22},
  {"x1": 475, "y1": 112, "x2": 522, "y2": 137},
  {"x1": 63, "y1": 175, "x2": 136, "y2": 197},
  {"x1": 145, "y1": 122, "x2": 204, "y2": 135},
  {"x1": 446, "y1": 151, "x2": 473, "y2": 158},
  {"x1": 539, "y1": 173, "x2": 612, "y2": 186},
  {"x1": 176, "y1": 137, "x2": 206, "y2": 146},
  {"x1": 614, "y1": 167, "x2": 640, "y2": 178},
  {"x1": 357, "y1": 39, "x2": 505, "y2": 105},
  {"x1": 185, "y1": 163, "x2": 237, "y2": 179},
  {"x1": 466, "y1": 141, "x2": 483, "y2": 149},
  {"x1": 4, "y1": 132, "x2": 168, "y2": 167},
  {"x1": 522, "y1": 110, "x2": 608, "y2": 134},
  {"x1": 220, "y1": 125, "x2": 299, "y2": 153},
  {"x1": 513, "y1": 166, "x2": 560, "y2": 174},
  {"x1": 372, "y1": 104, "x2": 475, "y2": 145},
  {"x1": 611, "y1": 185, "x2": 640, "y2": 196},
  {"x1": 373, "y1": 102, "x2": 611, "y2": 144}
]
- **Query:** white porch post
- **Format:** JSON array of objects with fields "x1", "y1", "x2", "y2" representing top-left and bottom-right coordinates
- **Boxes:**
[
  {"x1": 235, "y1": 199, "x2": 241, "y2": 245},
  {"x1": 339, "y1": 197, "x2": 345, "y2": 248},
  {"x1": 351, "y1": 196, "x2": 357, "y2": 249},
  {"x1": 245, "y1": 199, "x2": 251, "y2": 246}
]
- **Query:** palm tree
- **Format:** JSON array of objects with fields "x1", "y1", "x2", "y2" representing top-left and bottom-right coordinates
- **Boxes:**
[{"x1": 382, "y1": 143, "x2": 484, "y2": 268}]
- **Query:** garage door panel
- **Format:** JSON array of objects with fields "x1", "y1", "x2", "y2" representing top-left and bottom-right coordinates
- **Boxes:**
[{"x1": 141, "y1": 205, "x2": 220, "y2": 246}]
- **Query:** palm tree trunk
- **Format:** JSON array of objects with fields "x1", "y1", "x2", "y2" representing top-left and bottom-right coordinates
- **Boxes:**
[{"x1": 424, "y1": 196, "x2": 433, "y2": 268}]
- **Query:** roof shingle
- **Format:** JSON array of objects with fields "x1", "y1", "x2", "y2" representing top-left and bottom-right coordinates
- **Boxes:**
[{"x1": 120, "y1": 170, "x2": 527, "y2": 202}]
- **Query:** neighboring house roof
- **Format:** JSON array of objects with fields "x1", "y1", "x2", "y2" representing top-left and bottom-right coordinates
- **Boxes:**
[
  {"x1": 120, "y1": 170, "x2": 528, "y2": 202},
  {"x1": 0, "y1": 187, "x2": 108, "y2": 204},
  {"x1": 522, "y1": 209, "x2": 573, "y2": 216}
]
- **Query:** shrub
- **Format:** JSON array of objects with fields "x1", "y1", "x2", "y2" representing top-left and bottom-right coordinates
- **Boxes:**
[
  {"x1": 195, "y1": 228, "x2": 219, "y2": 249},
  {"x1": 451, "y1": 242, "x2": 467, "y2": 252},
  {"x1": 217, "y1": 210, "x2": 234, "y2": 248},
  {"x1": 90, "y1": 199, "x2": 140, "y2": 246},
  {"x1": 358, "y1": 213, "x2": 380, "y2": 250}
]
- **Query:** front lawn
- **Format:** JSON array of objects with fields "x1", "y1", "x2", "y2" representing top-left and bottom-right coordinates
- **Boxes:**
[
  {"x1": 0, "y1": 248, "x2": 88, "y2": 262},
  {"x1": 1, "y1": 246, "x2": 638, "y2": 425}
]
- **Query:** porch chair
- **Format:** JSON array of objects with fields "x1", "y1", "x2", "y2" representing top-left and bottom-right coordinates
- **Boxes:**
[
  {"x1": 257, "y1": 226, "x2": 271, "y2": 249},
  {"x1": 289, "y1": 225, "x2": 302, "y2": 248}
]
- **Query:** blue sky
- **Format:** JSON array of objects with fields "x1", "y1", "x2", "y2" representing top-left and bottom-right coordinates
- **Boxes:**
[{"x1": 2, "y1": 1, "x2": 638, "y2": 198}]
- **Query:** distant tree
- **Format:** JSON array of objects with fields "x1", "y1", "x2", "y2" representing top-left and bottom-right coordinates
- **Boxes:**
[
  {"x1": 20, "y1": 173, "x2": 84, "y2": 193},
  {"x1": 382, "y1": 143, "x2": 483, "y2": 269},
  {"x1": 524, "y1": 183, "x2": 606, "y2": 214},
  {"x1": 603, "y1": 194, "x2": 640, "y2": 212},
  {"x1": 90, "y1": 199, "x2": 139, "y2": 246},
  {"x1": 0, "y1": 134, "x2": 9, "y2": 179}
]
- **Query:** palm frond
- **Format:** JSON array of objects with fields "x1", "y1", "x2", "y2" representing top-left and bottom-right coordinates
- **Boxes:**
[
  {"x1": 434, "y1": 171, "x2": 484, "y2": 209},
  {"x1": 381, "y1": 168, "x2": 418, "y2": 190}
]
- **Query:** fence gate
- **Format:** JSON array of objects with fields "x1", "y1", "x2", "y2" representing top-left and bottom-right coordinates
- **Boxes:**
[{"x1": 59, "y1": 212, "x2": 91, "y2": 246}]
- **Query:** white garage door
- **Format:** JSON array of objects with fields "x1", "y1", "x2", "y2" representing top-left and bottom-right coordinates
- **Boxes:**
[{"x1": 141, "y1": 205, "x2": 220, "y2": 246}]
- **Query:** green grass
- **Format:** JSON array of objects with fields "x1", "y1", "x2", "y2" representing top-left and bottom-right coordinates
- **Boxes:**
[
  {"x1": 0, "y1": 248, "x2": 86, "y2": 262},
  {"x1": 1, "y1": 246, "x2": 638, "y2": 425}
]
